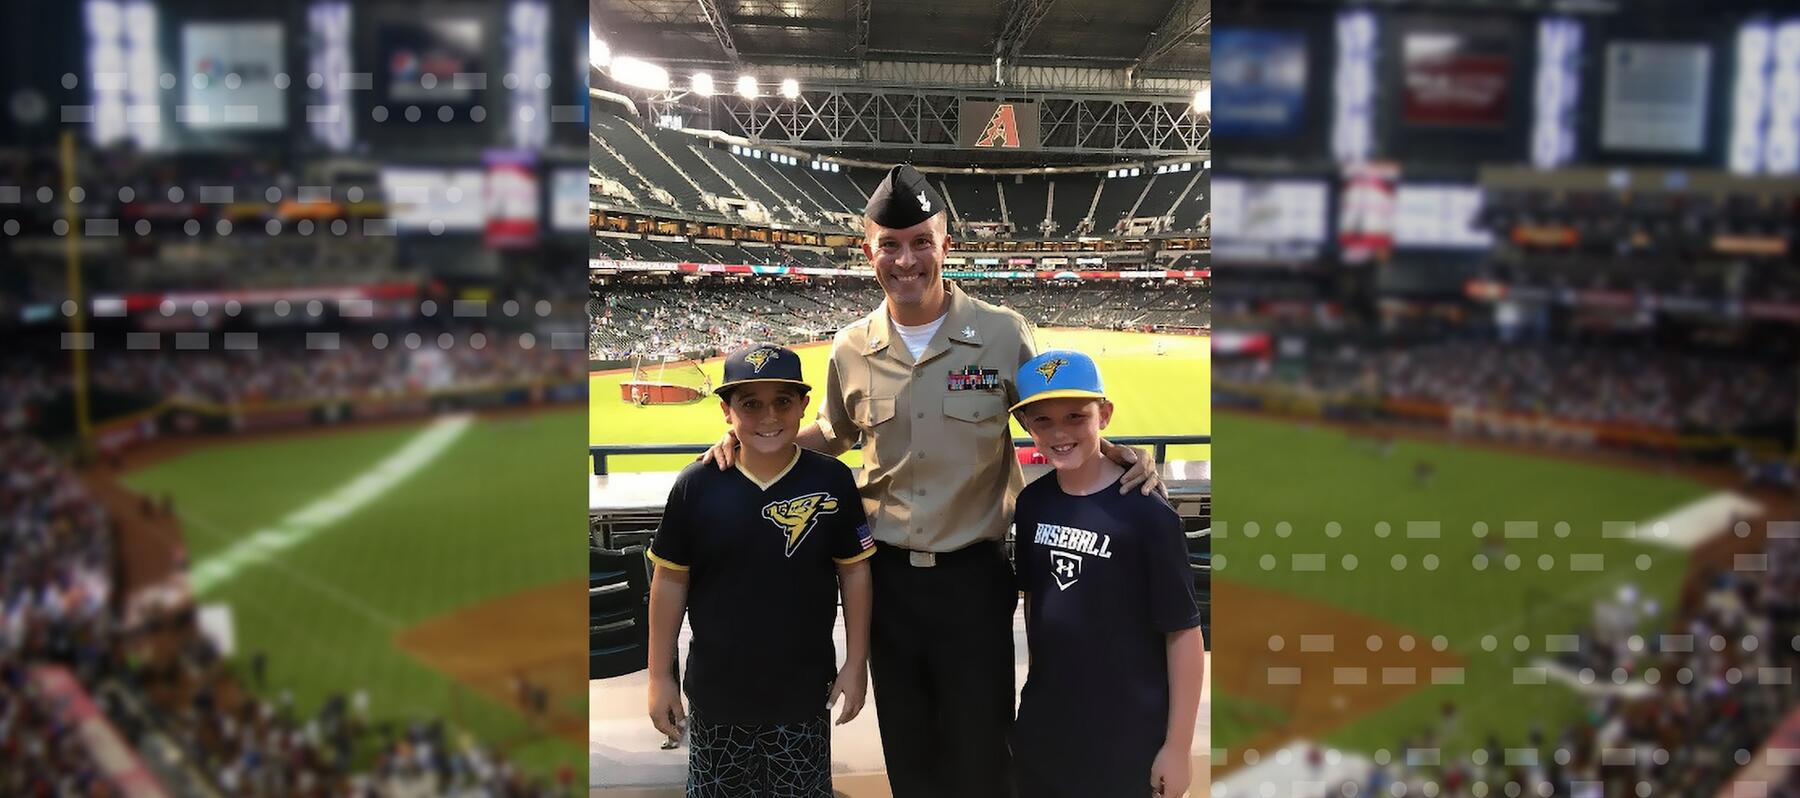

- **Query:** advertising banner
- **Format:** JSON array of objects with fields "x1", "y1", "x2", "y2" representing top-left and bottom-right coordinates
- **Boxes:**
[
  {"x1": 181, "y1": 22, "x2": 287, "y2": 130},
  {"x1": 1213, "y1": 29, "x2": 1308, "y2": 136}
]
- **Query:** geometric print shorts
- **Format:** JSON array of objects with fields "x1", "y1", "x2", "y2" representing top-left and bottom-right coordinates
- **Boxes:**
[{"x1": 686, "y1": 710, "x2": 831, "y2": 798}]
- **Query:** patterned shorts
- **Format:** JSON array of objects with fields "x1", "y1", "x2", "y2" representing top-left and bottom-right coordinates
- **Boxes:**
[{"x1": 686, "y1": 711, "x2": 832, "y2": 798}]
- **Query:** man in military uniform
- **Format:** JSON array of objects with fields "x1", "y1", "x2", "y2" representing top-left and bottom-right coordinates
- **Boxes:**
[{"x1": 704, "y1": 164, "x2": 1160, "y2": 797}]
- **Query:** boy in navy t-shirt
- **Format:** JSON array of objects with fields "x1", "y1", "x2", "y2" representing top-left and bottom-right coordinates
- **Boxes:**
[
  {"x1": 645, "y1": 343, "x2": 876, "y2": 798},
  {"x1": 1008, "y1": 350, "x2": 1206, "y2": 797}
]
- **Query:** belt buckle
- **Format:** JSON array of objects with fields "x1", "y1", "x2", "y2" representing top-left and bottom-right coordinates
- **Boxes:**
[{"x1": 908, "y1": 550, "x2": 936, "y2": 568}]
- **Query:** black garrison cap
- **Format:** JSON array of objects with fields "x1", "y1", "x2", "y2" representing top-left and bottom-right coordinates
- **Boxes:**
[{"x1": 864, "y1": 164, "x2": 947, "y2": 229}]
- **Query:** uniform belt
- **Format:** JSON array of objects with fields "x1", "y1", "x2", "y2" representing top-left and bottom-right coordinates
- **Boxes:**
[{"x1": 876, "y1": 540, "x2": 1000, "y2": 568}]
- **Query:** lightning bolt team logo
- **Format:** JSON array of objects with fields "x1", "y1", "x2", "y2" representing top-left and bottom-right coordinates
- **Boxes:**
[
  {"x1": 744, "y1": 347, "x2": 779, "y2": 373},
  {"x1": 763, "y1": 492, "x2": 841, "y2": 557},
  {"x1": 1035, "y1": 357, "x2": 1069, "y2": 383}
]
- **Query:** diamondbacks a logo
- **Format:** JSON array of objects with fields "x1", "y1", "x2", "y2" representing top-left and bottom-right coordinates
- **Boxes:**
[
  {"x1": 1035, "y1": 357, "x2": 1069, "y2": 383},
  {"x1": 975, "y1": 104, "x2": 1022, "y2": 148},
  {"x1": 917, "y1": 191, "x2": 931, "y2": 212},
  {"x1": 744, "y1": 347, "x2": 779, "y2": 373},
  {"x1": 1050, "y1": 551, "x2": 1082, "y2": 590},
  {"x1": 762, "y1": 492, "x2": 841, "y2": 557}
]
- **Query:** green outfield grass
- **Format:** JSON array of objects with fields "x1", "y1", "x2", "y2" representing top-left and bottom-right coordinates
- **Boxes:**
[
  {"x1": 1214, "y1": 693, "x2": 1292, "y2": 754},
  {"x1": 1215, "y1": 413, "x2": 1713, "y2": 754},
  {"x1": 589, "y1": 328, "x2": 1210, "y2": 472},
  {"x1": 122, "y1": 410, "x2": 586, "y2": 777}
]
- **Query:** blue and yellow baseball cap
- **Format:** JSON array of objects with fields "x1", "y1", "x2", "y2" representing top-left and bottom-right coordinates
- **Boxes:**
[
  {"x1": 716, "y1": 343, "x2": 811, "y2": 397},
  {"x1": 1011, "y1": 350, "x2": 1107, "y2": 413}
]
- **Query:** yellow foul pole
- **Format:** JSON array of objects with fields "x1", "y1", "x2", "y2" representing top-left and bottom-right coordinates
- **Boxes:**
[{"x1": 61, "y1": 130, "x2": 92, "y2": 454}]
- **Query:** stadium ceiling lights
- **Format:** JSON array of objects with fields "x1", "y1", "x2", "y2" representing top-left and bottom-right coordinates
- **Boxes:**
[
  {"x1": 589, "y1": 30, "x2": 610, "y2": 69},
  {"x1": 780, "y1": 78, "x2": 800, "y2": 99},
  {"x1": 691, "y1": 72, "x2": 715, "y2": 97},
  {"x1": 1192, "y1": 83, "x2": 1210, "y2": 114},
  {"x1": 737, "y1": 75, "x2": 758, "y2": 99},
  {"x1": 611, "y1": 56, "x2": 669, "y2": 91}
]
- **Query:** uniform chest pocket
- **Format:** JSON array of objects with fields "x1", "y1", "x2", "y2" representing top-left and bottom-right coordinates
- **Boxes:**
[
  {"x1": 855, "y1": 396, "x2": 897, "y2": 428},
  {"x1": 943, "y1": 393, "x2": 1007, "y2": 426}
]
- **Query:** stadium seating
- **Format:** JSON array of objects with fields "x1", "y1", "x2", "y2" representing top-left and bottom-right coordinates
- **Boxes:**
[
  {"x1": 1135, "y1": 171, "x2": 1199, "y2": 219},
  {"x1": 941, "y1": 174, "x2": 1005, "y2": 226},
  {"x1": 589, "y1": 546, "x2": 653, "y2": 680},
  {"x1": 691, "y1": 148, "x2": 808, "y2": 226},
  {"x1": 649, "y1": 130, "x2": 743, "y2": 202},
  {"x1": 1048, "y1": 174, "x2": 1103, "y2": 236},
  {"x1": 1091, "y1": 174, "x2": 1151, "y2": 233},
  {"x1": 1168, "y1": 169, "x2": 1210, "y2": 232},
  {"x1": 590, "y1": 115, "x2": 681, "y2": 214},
  {"x1": 589, "y1": 279, "x2": 1208, "y2": 360},
  {"x1": 1000, "y1": 175, "x2": 1052, "y2": 237},
  {"x1": 601, "y1": 117, "x2": 718, "y2": 219},
  {"x1": 796, "y1": 168, "x2": 869, "y2": 216}
]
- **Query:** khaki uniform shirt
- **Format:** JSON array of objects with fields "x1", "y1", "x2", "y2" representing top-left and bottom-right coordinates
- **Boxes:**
[{"x1": 815, "y1": 281, "x2": 1039, "y2": 552}]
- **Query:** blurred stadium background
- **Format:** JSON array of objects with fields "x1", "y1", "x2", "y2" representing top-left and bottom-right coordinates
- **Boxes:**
[
  {"x1": 1, "y1": 0, "x2": 590, "y2": 794},
  {"x1": 1212, "y1": 1, "x2": 1800, "y2": 796},
  {"x1": 582, "y1": 0, "x2": 1211, "y2": 791}
]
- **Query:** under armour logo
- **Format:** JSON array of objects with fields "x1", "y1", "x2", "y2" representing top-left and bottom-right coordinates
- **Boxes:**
[
  {"x1": 1050, "y1": 551, "x2": 1081, "y2": 590},
  {"x1": 917, "y1": 191, "x2": 931, "y2": 212}
]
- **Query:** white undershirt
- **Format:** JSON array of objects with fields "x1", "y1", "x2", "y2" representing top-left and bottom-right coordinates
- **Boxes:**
[{"x1": 891, "y1": 315, "x2": 946, "y2": 359}]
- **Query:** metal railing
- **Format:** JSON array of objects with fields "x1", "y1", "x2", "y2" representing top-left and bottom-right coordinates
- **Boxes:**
[{"x1": 590, "y1": 434, "x2": 1210, "y2": 475}]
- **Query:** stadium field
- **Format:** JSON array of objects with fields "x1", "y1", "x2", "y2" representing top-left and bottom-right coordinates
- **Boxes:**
[
  {"x1": 121, "y1": 409, "x2": 587, "y2": 777},
  {"x1": 1214, "y1": 693, "x2": 1291, "y2": 753},
  {"x1": 1214, "y1": 413, "x2": 1711, "y2": 756},
  {"x1": 588, "y1": 328, "x2": 1210, "y2": 473}
]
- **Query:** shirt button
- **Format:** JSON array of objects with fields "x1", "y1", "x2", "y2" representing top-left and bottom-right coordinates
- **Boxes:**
[
  {"x1": 916, "y1": 412, "x2": 925, "y2": 419},
  {"x1": 919, "y1": 489, "x2": 927, "y2": 496}
]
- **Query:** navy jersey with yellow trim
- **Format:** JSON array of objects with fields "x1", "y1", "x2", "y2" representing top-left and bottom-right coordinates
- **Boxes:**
[{"x1": 649, "y1": 447, "x2": 874, "y2": 725}]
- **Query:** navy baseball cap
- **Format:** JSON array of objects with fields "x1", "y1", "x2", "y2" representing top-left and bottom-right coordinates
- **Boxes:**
[
  {"x1": 716, "y1": 343, "x2": 810, "y2": 397},
  {"x1": 1011, "y1": 350, "x2": 1106, "y2": 413}
]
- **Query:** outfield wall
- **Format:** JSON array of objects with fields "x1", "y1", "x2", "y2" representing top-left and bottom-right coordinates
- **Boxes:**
[
  {"x1": 91, "y1": 378, "x2": 586, "y2": 457},
  {"x1": 1217, "y1": 380, "x2": 1787, "y2": 458}
]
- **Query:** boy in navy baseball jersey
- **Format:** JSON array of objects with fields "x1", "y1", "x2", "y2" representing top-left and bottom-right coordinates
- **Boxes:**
[
  {"x1": 1008, "y1": 350, "x2": 1206, "y2": 797},
  {"x1": 645, "y1": 343, "x2": 876, "y2": 798}
]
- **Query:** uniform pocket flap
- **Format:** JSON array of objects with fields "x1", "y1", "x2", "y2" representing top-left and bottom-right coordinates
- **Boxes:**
[
  {"x1": 857, "y1": 396, "x2": 897, "y2": 427},
  {"x1": 943, "y1": 393, "x2": 1005, "y2": 424}
]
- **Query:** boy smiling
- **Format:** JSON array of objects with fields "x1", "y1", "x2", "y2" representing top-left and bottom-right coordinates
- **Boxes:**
[
  {"x1": 645, "y1": 343, "x2": 875, "y2": 797},
  {"x1": 1009, "y1": 349, "x2": 1206, "y2": 797}
]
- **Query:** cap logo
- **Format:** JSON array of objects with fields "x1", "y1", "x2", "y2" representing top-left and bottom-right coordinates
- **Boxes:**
[
  {"x1": 917, "y1": 191, "x2": 931, "y2": 212},
  {"x1": 1036, "y1": 357, "x2": 1068, "y2": 383},
  {"x1": 745, "y1": 347, "x2": 779, "y2": 373}
]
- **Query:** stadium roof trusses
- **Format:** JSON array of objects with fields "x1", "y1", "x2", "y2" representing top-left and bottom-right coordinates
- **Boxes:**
[
  {"x1": 592, "y1": 0, "x2": 1208, "y2": 157},
  {"x1": 590, "y1": 0, "x2": 1208, "y2": 88}
]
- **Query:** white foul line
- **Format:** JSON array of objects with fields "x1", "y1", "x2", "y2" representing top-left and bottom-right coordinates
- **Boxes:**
[{"x1": 189, "y1": 415, "x2": 473, "y2": 595}]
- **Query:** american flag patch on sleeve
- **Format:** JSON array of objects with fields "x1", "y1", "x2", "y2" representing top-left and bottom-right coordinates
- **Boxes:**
[{"x1": 856, "y1": 523, "x2": 875, "y2": 551}]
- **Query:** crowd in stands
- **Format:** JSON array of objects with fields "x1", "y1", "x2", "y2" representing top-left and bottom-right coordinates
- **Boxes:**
[
  {"x1": 1330, "y1": 532, "x2": 1800, "y2": 798},
  {"x1": 588, "y1": 282, "x2": 887, "y2": 360},
  {"x1": 1382, "y1": 343, "x2": 1794, "y2": 434},
  {"x1": 127, "y1": 622, "x2": 564, "y2": 797},
  {"x1": 587, "y1": 279, "x2": 1211, "y2": 360},
  {"x1": 78, "y1": 335, "x2": 583, "y2": 408},
  {"x1": 0, "y1": 436, "x2": 119, "y2": 795},
  {"x1": 1217, "y1": 341, "x2": 1796, "y2": 438},
  {"x1": 0, "y1": 400, "x2": 575, "y2": 795}
]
